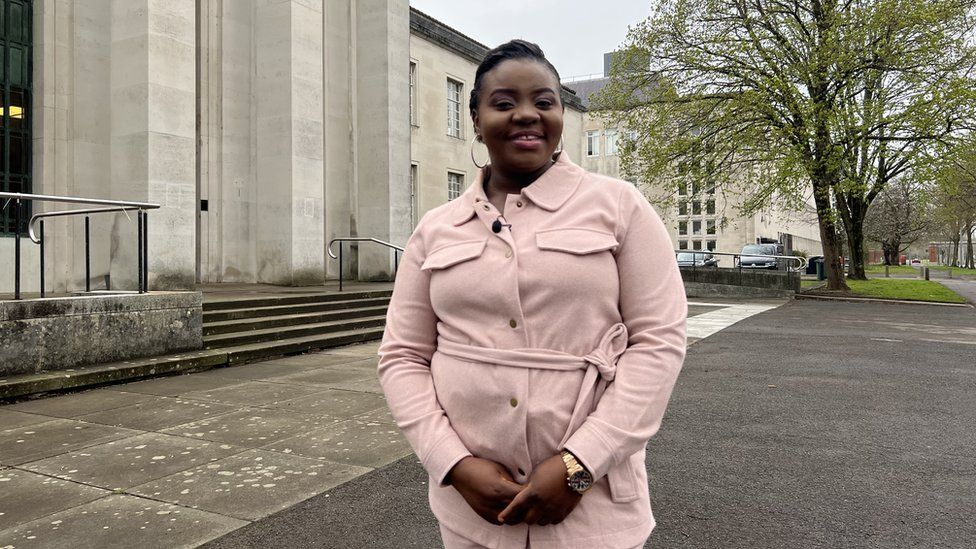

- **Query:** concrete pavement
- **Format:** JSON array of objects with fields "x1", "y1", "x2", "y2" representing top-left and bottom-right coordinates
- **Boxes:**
[
  {"x1": 206, "y1": 300, "x2": 976, "y2": 549},
  {"x1": 0, "y1": 299, "x2": 777, "y2": 548}
]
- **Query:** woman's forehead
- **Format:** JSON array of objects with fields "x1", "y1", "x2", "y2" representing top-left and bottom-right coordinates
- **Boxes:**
[{"x1": 482, "y1": 59, "x2": 559, "y2": 90}]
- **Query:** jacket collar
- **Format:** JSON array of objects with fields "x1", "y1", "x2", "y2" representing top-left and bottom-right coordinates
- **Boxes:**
[{"x1": 451, "y1": 152, "x2": 585, "y2": 226}]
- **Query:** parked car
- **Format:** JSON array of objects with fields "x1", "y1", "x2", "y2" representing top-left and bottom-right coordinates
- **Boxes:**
[
  {"x1": 676, "y1": 252, "x2": 719, "y2": 268},
  {"x1": 738, "y1": 244, "x2": 780, "y2": 269}
]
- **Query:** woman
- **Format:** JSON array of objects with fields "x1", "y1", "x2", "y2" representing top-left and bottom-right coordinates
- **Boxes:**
[{"x1": 378, "y1": 40, "x2": 686, "y2": 549}]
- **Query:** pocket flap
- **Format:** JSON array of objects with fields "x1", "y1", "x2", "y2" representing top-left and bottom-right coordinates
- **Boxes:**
[
  {"x1": 421, "y1": 239, "x2": 488, "y2": 270},
  {"x1": 536, "y1": 228, "x2": 619, "y2": 255}
]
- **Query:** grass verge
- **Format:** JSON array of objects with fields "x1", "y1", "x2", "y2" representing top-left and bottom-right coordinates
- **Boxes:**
[
  {"x1": 844, "y1": 279, "x2": 967, "y2": 304},
  {"x1": 864, "y1": 264, "x2": 917, "y2": 275},
  {"x1": 928, "y1": 265, "x2": 976, "y2": 277}
]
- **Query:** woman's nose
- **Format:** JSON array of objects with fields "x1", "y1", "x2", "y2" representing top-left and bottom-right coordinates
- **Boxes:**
[{"x1": 512, "y1": 103, "x2": 540, "y2": 122}]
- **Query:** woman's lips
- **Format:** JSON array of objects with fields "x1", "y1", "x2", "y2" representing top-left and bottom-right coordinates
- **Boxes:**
[{"x1": 510, "y1": 134, "x2": 544, "y2": 150}]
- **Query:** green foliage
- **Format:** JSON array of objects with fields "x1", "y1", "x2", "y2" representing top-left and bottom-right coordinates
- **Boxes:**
[{"x1": 844, "y1": 278, "x2": 967, "y2": 303}]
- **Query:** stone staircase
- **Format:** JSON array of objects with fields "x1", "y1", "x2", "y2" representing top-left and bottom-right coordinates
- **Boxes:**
[{"x1": 201, "y1": 289, "x2": 392, "y2": 363}]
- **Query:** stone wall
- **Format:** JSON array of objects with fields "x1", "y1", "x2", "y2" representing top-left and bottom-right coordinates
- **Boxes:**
[
  {"x1": 680, "y1": 266, "x2": 800, "y2": 298},
  {"x1": 0, "y1": 292, "x2": 202, "y2": 376}
]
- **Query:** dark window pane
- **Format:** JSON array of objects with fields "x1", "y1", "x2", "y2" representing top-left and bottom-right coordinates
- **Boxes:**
[
  {"x1": 9, "y1": 2, "x2": 25, "y2": 42},
  {"x1": 692, "y1": 201, "x2": 701, "y2": 215},
  {"x1": 10, "y1": 46, "x2": 25, "y2": 87},
  {"x1": 706, "y1": 199, "x2": 715, "y2": 215},
  {"x1": 9, "y1": 133, "x2": 25, "y2": 174},
  {"x1": 678, "y1": 200, "x2": 687, "y2": 216}
]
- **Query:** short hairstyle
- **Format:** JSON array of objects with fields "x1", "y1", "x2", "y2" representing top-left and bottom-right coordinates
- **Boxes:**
[{"x1": 469, "y1": 39, "x2": 562, "y2": 117}]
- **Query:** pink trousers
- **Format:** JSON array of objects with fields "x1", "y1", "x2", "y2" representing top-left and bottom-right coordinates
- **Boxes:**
[{"x1": 439, "y1": 523, "x2": 647, "y2": 549}]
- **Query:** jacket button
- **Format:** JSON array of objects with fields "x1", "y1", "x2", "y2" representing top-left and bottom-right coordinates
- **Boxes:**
[
  {"x1": 509, "y1": 319, "x2": 517, "y2": 328},
  {"x1": 505, "y1": 249, "x2": 513, "y2": 258},
  {"x1": 516, "y1": 201, "x2": 523, "y2": 208},
  {"x1": 510, "y1": 398, "x2": 518, "y2": 407}
]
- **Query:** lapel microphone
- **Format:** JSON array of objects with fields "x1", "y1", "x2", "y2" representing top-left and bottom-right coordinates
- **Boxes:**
[{"x1": 492, "y1": 216, "x2": 512, "y2": 233}]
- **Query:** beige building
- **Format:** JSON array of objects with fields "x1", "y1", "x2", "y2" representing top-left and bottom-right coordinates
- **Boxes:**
[
  {"x1": 407, "y1": 9, "x2": 584, "y2": 223},
  {"x1": 568, "y1": 74, "x2": 822, "y2": 261}
]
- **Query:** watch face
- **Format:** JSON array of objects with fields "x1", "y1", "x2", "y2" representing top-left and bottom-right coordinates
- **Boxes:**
[{"x1": 568, "y1": 469, "x2": 593, "y2": 492}]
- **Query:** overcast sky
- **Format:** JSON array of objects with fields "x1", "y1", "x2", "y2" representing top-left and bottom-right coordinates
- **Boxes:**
[{"x1": 408, "y1": 0, "x2": 654, "y2": 80}]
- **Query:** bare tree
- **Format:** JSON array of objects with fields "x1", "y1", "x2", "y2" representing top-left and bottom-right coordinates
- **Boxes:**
[{"x1": 864, "y1": 178, "x2": 930, "y2": 265}]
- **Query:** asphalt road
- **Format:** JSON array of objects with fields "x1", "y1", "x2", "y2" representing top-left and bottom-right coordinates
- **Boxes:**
[{"x1": 204, "y1": 300, "x2": 976, "y2": 549}]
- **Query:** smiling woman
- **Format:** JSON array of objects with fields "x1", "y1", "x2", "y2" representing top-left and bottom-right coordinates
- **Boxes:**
[{"x1": 378, "y1": 39, "x2": 687, "y2": 549}]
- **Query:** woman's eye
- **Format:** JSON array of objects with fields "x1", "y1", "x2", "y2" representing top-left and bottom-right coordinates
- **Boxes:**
[
  {"x1": 537, "y1": 100, "x2": 553, "y2": 108},
  {"x1": 495, "y1": 102, "x2": 514, "y2": 109}
]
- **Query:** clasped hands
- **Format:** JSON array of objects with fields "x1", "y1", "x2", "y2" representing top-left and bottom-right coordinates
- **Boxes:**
[{"x1": 446, "y1": 454, "x2": 583, "y2": 526}]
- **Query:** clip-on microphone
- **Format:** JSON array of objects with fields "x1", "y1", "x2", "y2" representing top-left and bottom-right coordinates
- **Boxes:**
[{"x1": 491, "y1": 216, "x2": 512, "y2": 233}]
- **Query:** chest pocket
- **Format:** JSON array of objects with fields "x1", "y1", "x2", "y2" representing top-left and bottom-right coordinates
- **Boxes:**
[
  {"x1": 421, "y1": 238, "x2": 488, "y2": 271},
  {"x1": 535, "y1": 227, "x2": 619, "y2": 255}
]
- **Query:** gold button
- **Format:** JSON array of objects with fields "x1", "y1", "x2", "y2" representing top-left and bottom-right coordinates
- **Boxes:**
[
  {"x1": 516, "y1": 201, "x2": 523, "y2": 207},
  {"x1": 510, "y1": 398, "x2": 518, "y2": 407},
  {"x1": 509, "y1": 319, "x2": 517, "y2": 328},
  {"x1": 505, "y1": 249, "x2": 513, "y2": 258}
]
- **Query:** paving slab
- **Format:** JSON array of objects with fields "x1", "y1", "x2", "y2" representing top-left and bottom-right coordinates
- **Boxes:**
[
  {"x1": 260, "y1": 388, "x2": 387, "y2": 420},
  {"x1": 351, "y1": 406, "x2": 397, "y2": 425},
  {"x1": 262, "y1": 419, "x2": 412, "y2": 469},
  {"x1": 180, "y1": 359, "x2": 343, "y2": 382},
  {"x1": 0, "y1": 469, "x2": 109, "y2": 530},
  {"x1": 75, "y1": 397, "x2": 239, "y2": 432},
  {"x1": 106, "y1": 373, "x2": 246, "y2": 397},
  {"x1": 0, "y1": 409, "x2": 51, "y2": 430},
  {"x1": 0, "y1": 419, "x2": 140, "y2": 466},
  {"x1": 179, "y1": 381, "x2": 327, "y2": 407},
  {"x1": 327, "y1": 376, "x2": 383, "y2": 394},
  {"x1": 160, "y1": 408, "x2": 339, "y2": 448},
  {"x1": 255, "y1": 353, "x2": 376, "y2": 368},
  {"x1": 319, "y1": 341, "x2": 381, "y2": 358},
  {"x1": 5, "y1": 389, "x2": 157, "y2": 419},
  {"x1": 263, "y1": 362, "x2": 377, "y2": 387},
  {"x1": 130, "y1": 449, "x2": 371, "y2": 521},
  {"x1": 23, "y1": 432, "x2": 244, "y2": 490},
  {"x1": 0, "y1": 494, "x2": 247, "y2": 549}
]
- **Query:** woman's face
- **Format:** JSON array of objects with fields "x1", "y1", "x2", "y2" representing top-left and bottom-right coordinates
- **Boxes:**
[{"x1": 473, "y1": 59, "x2": 564, "y2": 176}]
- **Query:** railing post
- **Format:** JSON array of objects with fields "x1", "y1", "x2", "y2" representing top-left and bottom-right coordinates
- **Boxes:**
[
  {"x1": 14, "y1": 199, "x2": 22, "y2": 300},
  {"x1": 39, "y1": 220, "x2": 45, "y2": 298},
  {"x1": 137, "y1": 211, "x2": 144, "y2": 294},
  {"x1": 394, "y1": 250, "x2": 399, "y2": 276},
  {"x1": 338, "y1": 243, "x2": 343, "y2": 292},
  {"x1": 85, "y1": 216, "x2": 91, "y2": 293},
  {"x1": 143, "y1": 210, "x2": 149, "y2": 292}
]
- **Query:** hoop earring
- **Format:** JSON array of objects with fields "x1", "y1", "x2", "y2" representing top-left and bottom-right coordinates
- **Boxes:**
[
  {"x1": 470, "y1": 135, "x2": 489, "y2": 169},
  {"x1": 553, "y1": 135, "x2": 564, "y2": 157}
]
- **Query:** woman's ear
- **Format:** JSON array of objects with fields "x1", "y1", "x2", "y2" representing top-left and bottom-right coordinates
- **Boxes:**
[{"x1": 471, "y1": 112, "x2": 481, "y2": 137}]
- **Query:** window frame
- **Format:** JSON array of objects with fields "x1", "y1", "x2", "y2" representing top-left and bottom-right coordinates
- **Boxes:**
[
  {"x1": 447, "y1": 170, "x2": 464, "y2": 201},
  {"x1": 409, "y1": 60, "x2": 418, "y2": 127},
  {"x1": 446, "y1": 78, "x2": 464, "y2": 139},
  {"x1": 1, "y1": 0, "x2": 34, "y2": 236},
  {"x1": 605, "y1": 129, "x2": 618, "y2": 156},
  {"x1": 586, "y1": 130, "x2": 600, "y2": 157}
]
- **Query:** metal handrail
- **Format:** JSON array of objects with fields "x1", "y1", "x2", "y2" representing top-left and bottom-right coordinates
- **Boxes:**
[
  {"x1": 1, "y1": 192, "x2": 160, "y2": 299},
  {"x1": 674, "y1": 249, "x2": 808, "y2": 271},
  {"x1": 328, "y1": 237, "x2": 405, "y2": 291}
]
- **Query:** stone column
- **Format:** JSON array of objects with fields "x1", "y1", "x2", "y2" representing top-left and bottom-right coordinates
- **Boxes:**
[
  {"x1": 254, "y1": 0, "x2": 326, "y2": 285},
  {"x1": 109, "y1": 0, "x2": 196, "y2": 289},
  {"x1": 354, "y1": 0, "x2": 410, "y2": 281}
]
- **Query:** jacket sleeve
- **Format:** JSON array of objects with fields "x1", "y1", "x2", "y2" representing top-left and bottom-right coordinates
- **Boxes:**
[
  {"x1": 563, "y1": 182, "x2": 687, "y2": 481},
  {"x1": 377, "y1": 222, "x2": 472, "y2": 486}
]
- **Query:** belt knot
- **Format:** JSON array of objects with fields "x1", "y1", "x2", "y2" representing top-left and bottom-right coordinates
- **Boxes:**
[{"x1": 581, "y1": 323, "x2": 628, "y2": 382}]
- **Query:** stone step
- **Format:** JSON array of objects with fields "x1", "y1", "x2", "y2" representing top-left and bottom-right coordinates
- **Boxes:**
[
  {"x1": 203, "y1": 305, "x2": 390, "y2": 336},
  {"x1": 203, "y1": 296, "x2": 391, "y2": 323},
  {"x1": 203, "y1": 290, "x2": 393, "y2": 312},
  {"x1": 203, "y1": 315, "x2": 388, "y2": 349},
  {"x1": 223, "y1": 326, "x2": 387, "y2": 365}
]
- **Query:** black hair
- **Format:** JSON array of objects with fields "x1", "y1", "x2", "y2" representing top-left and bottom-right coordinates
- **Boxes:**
[{"x1": 469, "y1": 39, "x2": 562, "y2": 117}]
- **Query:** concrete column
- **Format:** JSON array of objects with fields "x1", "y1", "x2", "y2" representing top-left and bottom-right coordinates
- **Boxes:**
[
  {"x1": 354, "y1": 0, "x2": 410, "y2": 281},
  {"x1": 109, "y1": 0, "x2": 196, "y2": 289},
  {"x1": 254, "y1": 0, "x2": 325, "y2": 285}
]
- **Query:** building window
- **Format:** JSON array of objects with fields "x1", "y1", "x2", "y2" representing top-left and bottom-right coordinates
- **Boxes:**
[
  {"x1": 447, "y1": 79, "x2": 463, "y2": 138},
  {"x1": 409, "y1": 62, "x2": 418, "y2": 126},
  {"x1": 692, "y1": 201, "x2": 702, "y2": 215},
  {"x1": 706, "y1": 199, "x2": 715, "y2": 215},
  {"x1": 706, "y1": 240, "x2": 716, "y2": 251},
  {"x1": 706, "y1": 219, "x2": 716, "y2": 235},
  {"x1": 678, "y1": 240, "x2": 688, "y2": 250},
  {"x1": 410, "y1": 163, "x2": 419, "y2": 225},
  {"x1": 692, "y1": 241, "x2": 702, "y2": 250},
  {"x1": 678, "y1": 182, "x2": 687, "y2": 196},
  {"x1": 678, "y1": 200, "x2": 687, "y2": 216},
  {"x1": 605, "y1": 130, "x2": 618, "y2": 156},
  {"x1": 586, "y1": 130, "x2": 600, "y2": 156},
  {"x1": 692, "y1": 220, "x2": 702, "y2": 235},
  {"x1": 678, "y1": 221, "x2": 687, "y2": 236},
  {"x1": 1, "y1": 0, "x2": 32, "y2": 235},
  {"x1": 448, "y1": 171, "x2": 463, "y2": 201}
]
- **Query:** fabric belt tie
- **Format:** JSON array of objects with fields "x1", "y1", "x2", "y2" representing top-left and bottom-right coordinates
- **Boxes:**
[{"x1": 435, "y1": 322, "x2": 629, "y2": 449}]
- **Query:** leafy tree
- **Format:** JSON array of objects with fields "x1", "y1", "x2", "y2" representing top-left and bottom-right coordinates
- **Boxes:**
[
  {"x1": 597, "y1": 0, "x2": 976, "y2": 290},
  {"x1": 930, "y1": 144, "x2": 976, "y2": 267}
]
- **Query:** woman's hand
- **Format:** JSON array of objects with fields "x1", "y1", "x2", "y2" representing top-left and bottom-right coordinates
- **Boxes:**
[
  {"x1": 447, "y1": 456, "x2": 525, "y2": 524},
  {"x1": 496, "y1": 454, "x2": 582, "y2": 526}
]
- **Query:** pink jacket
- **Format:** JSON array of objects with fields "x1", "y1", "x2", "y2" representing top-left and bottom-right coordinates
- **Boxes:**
[{"x1": 378, "y1": 153, "x2": 687, "y2": 549}]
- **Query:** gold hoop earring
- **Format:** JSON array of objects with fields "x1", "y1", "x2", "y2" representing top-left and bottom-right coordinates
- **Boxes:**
[
  {"x1": 553, "y1": 135, "x2": 564, "y2": 158},
  {"x1": 470, "y1": 135, "x2": 489, "y2": 169}
]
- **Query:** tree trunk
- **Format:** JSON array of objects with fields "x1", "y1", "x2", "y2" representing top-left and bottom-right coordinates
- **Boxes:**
[
  {"x1": 951, "y1": 236, "x2": 961, "y2": 266},
  {"x1": 882, "y1": 239, "x2": 900, "y2": 265},
  {"x1": 812, "y1": 181, "x2": 848, "y2": 290},
  {"x1": 846, "y1": 214, "x2": 868, "y2": 279},
  {"x1": 966, "y1": 222, "x2": 975, "y2": 269}
]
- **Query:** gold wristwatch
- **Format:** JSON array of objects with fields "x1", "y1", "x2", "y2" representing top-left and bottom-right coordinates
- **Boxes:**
[{"x1": 561, "y1": 450, "x2": 594, "y2": 494}]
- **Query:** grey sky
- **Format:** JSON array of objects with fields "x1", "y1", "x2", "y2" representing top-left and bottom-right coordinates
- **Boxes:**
[{"x1": 408, "y1": 0, "x2": 653, "y2": 80}]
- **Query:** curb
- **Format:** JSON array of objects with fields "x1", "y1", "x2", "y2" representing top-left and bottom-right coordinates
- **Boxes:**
[{"x1": 794, "y1": 293, "x2": 973, "y2": 308}]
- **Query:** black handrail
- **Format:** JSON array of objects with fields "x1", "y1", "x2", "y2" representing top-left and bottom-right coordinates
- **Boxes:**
[
  {"x1": 1, "y1": 192, "x2": 160, "y2": 299},
  {"x1": 327, "y1": 237, "x2": 404, "y2": 291}
]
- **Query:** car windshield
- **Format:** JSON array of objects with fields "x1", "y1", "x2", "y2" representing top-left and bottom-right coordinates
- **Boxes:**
[
  {"x1": 677, "y1": 253, "x2": 699, "y2": 261},
  {"x1": 742, "y1": 245, "x2": 771, "y2": 255}
]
